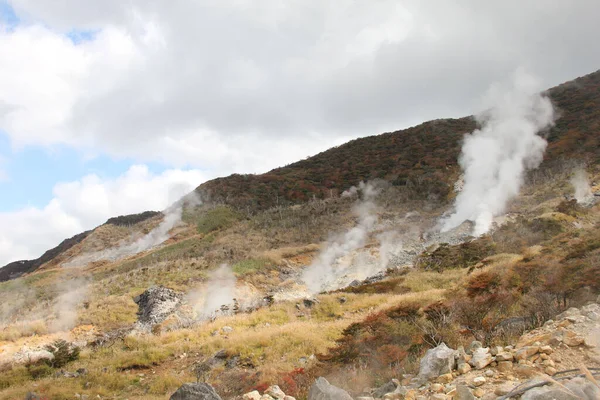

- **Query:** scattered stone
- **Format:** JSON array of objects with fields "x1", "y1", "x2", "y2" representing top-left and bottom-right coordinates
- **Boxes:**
[
  {"x1": 472, "y1": 388, "x2": 485, "y2": 398},
  {"x1": 242, "y1": 391, "x2": 261, "y2": 400},
  {"x1": 431, "y1": 383, "x2": 444, "y2": 393},
  {"x1": 469, "y1": 348, "x2": 493, "y2": 369},
  {"x1": 467, "y1": 341, "x2": 483, "y2": 355},
  {"x1": 221, "y1": 326, "x2": 233, "y2": 334},
  {"x1": 430, "y1": 395, "x2": 447, "y2": 400},
  {"x1": 472, "y1": 377, "x2": 486, "y2": 387},
  {"x1": 490, "y1": 346, "x2": 503, "y2": 356},
  {"x1": 544, "y1": 366, "x2": 557, "y2": 376},
  {"x1": 497, "y1": 361, "x2": 513, "y2": 373},
  {"x1": 261, "y1": 395, "x2": 275, "y2": 400},
  {"x1": 308, "y1": 377, "x2": 353, "y2": 400},
  {"x1": 416, "y1": 343, "x2": 456, "y2": 382},
  {"x1": 515, "y1": 346, "x2": 539, "y2": 361},
  {"x1": 372, "y1": 380, "x2": 399, "y2": 398},
  {"x1": 283, "y1": 396, "x2": 296, "y2": 400},
  {"x1": 454, "y1": 385, "x2": 475, "y2": 400},
  {"x1": 496, "y1": 352, "x2": 514, "y2": 362},
  {"x1": 484, "y1": 369, "x2": 495, "y2": 377},
  {"x1": 170, "y1": 383, "x2": 222, "y2": 400},
  {"x1": 495, "y1": 382, "x2": 517, "y2": 396},
  {"x1": 563, "y1": 331, "x2": 584, "y2": 347},
  {"x1": 265, "y1": 386, "x2": 286, "y2": 400},
  {"x1": 457, "y1": 362, "x2": 472, "y2": 375},
  {"x1": 25, "y1": 393, "x2": 41, "y2": 400}
]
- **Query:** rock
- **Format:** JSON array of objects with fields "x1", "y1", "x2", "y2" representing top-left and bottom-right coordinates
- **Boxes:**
[
  {"x1": 497, "y1": 361, "x2": 513, "y2": 373},
  {"x1": 520, "y1": 376, "x2": 598, "y2": 399},
  {"x1": 544, "y1": 366, "x2": 557, "y2": 375},
  {"x1": 357, "y1": 397, "x2": 374, "y2": 400},
  {"x1": 563, "y1": 331, "x2": 584, "y2": 347},
  {"x1": 265, "y1": 385, "x2": 286, "y2": 400},
  {"x1": 454, "y1": 385, "x2": 475, "y2": 400},
  {"x1": 261, "y1": 395, "x2": 275, "y2": 400},
  {"x1": 170, "y1": 383, "x2": 222, "y2": 400},
  {"x1": 496, "y1": 352, "x2": 514, "y2": 362},
  {"x1": 372, "y1": 380, "x2": 399, "y2": 398},
  {"x1": 472, "y1": 388, "x2": 485, "y2": 398},
  {"x1": 490, "y1": 346, "x2": 503, "y2": 356},
  {"x1": 495, "y1": 382, "x2": 517, "y2": 396},
  {"x1": 431, "y1": 383, "x2": 444, "y2": 393},
  {"x1": 283, "y1": 397, "x2": 296, "y2": 400},
  {"x1": 135, "y1": 286, "x2": 182, "y2": 327},
  {"x1": 308, "y1": 377, "x2": 353, "y2": 400},
  {"x1": 467, "y1": 341, "x2": 483, "y2": 354},
  {"x1": 456, "y1": 362, "x2": 471, "y2": 375},
  {"x1": 303, "y1": 298, "x2": 319, "y2": 308},
  {"x1": 242, "y1": 391, "x2": 261, "y2": 400},
  {"x1": 539, "y1": 345, "x2": 553, "y2": 354},
  {"x1": 221, "y1": 326, "x2": 233, "y2": 334},
  {"x1": 25, "y1": 393, "x2": 41, "y2": 400},
  {"x1": 472, "y1": 377, "x2": 486, "y2": 387},
  {"x1": 469, "y1": 348, "x2": 493, "y2": 369},
  {"x1": 484, "y1": 369, "x2": 495, "y2": 377},
  {"x1": 15, "y1": 349, "x2": 54, "y2": 365},
  {"x1": 430, "y1": 395, "x2": 446, "y2": 400},
  {"x1": 437, "y1": 373, "x2": 453, "y2": 383},
  {"x1": 416, "y1": 343, "x2": 456, "y2": 382},
  {"x1": 557, "y1": 307, "x2": 581, "y2": 320},
  {"x1": 514, "y1": 364, "x2": 536, "y2": 378},
  {"x1": 515, "y1": 346, "x2": 539, "y2": 361},
  {"x1": 382, "y1": 393, "x2": 402, "y2": 400}
]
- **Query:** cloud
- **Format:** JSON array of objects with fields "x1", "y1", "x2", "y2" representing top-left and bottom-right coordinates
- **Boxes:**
[
  {"x1": 0, "y1": 1, "x2": 599, "y2": 174},
  {"x1": 0, "y1": 165, "x2": 205, "y2": 266}
]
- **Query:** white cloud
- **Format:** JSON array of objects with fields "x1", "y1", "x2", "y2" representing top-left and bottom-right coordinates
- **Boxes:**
[
  {"x1": 0, "y1": 165, "x2": 205, "y2": 265},
  {"x1": 0, "y1": 1, "x2": 598, "y2": 174}
]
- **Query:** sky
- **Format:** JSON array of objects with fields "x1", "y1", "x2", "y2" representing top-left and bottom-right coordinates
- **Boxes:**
[{"x1": 0, "y1": 0, "x2": 600, "y2": 266}]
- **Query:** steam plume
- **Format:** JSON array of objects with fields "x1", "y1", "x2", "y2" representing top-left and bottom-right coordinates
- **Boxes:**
[
  {"x1": 570, "y1": 169, "x2": 594, "y2": 205},
  {"x1": 50, "y1": 277, "x2": 89, "y2": 331},
  {"x1": 188, "y1": 264, "x2": 237, "y2": 320},
  {"x1": 442, "y1": 70, "x2": 555, "y2": 235},
  {"x1": 302, "y1": 182, "x2": 379, "y2": 294}
]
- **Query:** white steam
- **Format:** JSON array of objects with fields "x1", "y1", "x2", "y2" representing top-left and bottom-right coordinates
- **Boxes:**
[
  {"x1": 570, "y1": 169, "x2": 594, "y2": 205},
  {"x1": 442, "y1": 70, "x2": 555, "y2": 236},
  {"x1": 50, "y1": 277, "x2": 89, "y2": 332},
  {"x1": 302, "y1": 182, "x2": 379, "y2": 294},
  {"x1": 188, "y1": 264, "x2": 237, "y2": 320},
  {"x1": 65, "y1": 191, "x2": 202, "y2": 266}
]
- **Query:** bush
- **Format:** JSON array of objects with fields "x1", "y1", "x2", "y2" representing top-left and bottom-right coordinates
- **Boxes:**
[
  {"x1": 466, "y1": 271, "x2": 501, "y2": 298},
  {"x1": 26, "y1": 362, "x2": 53, "y2": 379},
  {"x1": 197, "y1": 206, "x2": 241, "y2": 234},
  {"x1": 232, "y1": 258, "x2": 270, "y2": 275},
  {"x1": 44, "y1": 339, "x2": 80, "y2": 368},
  {"x1": 416, "y1": 237, "x2": 495, "y2": 272}
]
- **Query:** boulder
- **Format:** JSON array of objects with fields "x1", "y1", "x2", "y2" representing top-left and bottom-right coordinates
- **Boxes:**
[
  {"x1": 308, "y1": 377, "x2": 353, "y2": 400},
  {"x1": 472, "y1": 377, "x2": 486, "y2": 387},
  {"x1": 416, "y1": 343, "x2": 456, "y2": 382},
  {"x1": 170, "y1": 383, "x2": 222, "y2": 400},
  {"x1": 521, "y1": 377, "x2": 600, "y2": 400},
  {"x1": 134, "y1": 286, "x2": 182, "y2": 327},
  {"x1": 467, "y1": 341, "x2": 483, "y2": 355},
  {"x1": 469, "y1": 348, "x2": 493, "y2": 369}
]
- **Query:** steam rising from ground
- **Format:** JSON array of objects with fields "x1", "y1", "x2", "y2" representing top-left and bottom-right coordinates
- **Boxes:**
[
  {"x1": 65, "y1": 191, "x2": 202, "y2": 266},
  {"x1": 442, "y1": 70, "x2": 555, "y2": 236},
  {"x1": 571, "y1": 169, "x2": 595, "y2": 205},
  {"x1": 302, "y1": 182, "x2": 379, "y2": 294},
  {"x1": 50, "y1": 278, "x2": 89, "y2": 332},
  {"x1": 188, "y1": 264, "x2": 237, "y2": 320}
]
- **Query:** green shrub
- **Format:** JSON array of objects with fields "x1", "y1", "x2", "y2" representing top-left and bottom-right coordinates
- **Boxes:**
[
  {"x1": 44, "y1": 339, "x2": 80, "y2": 368},
  {"x1": 197, "y1": 206, "x2": 241, "y2": 234},
  {"x1": 26, "y1": 362, "x2": 53, "y2": 379},
  {"x1": 232, "y1": 258, "x2": 269, "y2": 275}
]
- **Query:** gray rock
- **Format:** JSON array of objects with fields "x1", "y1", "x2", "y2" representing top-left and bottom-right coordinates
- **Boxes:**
[
  {"x1": 455, "y1": 385, "x2": 475, "y2": 400},
  {"x1": 521, "y1": 377, "x2": 600, "y2": 400},
  {"x1": 467, "y1": 341, "x2": 483, "y2": 354},
  {"x1": 308, "y1": 377, "x2": 353, "y2": 400},
  {"x1": 25, "y1": 393, "x2": 41, "y2": 400},
  {"x1": 265, "y1": 385, "x2": 286, "y2": 400},
  {"x1": 170, "y1": 383, "x2": 222, "y2": 400},
  {"x1": 372, "y1": 380, "x2": 399, "y2": 398},
  {"x1": 135, "y1": 286, "x2": 182, "y2": 327},
  {"x1": 469, "y1": 347, "x2": 493, "y2": 369},
  {"x1": 416, "y1": 343, "x2": 456, "y2": 383}
]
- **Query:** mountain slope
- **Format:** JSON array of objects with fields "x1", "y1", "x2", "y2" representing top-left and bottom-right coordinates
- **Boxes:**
[{"x1": 197, "y1": 69, "x2": 600, "y2": 210}]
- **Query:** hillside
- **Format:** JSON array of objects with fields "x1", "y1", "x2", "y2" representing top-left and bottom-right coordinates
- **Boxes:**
[
  {"x1": 197, "y1": 70, "x2": 600, "y2": 210},
  {"x1": 0, "y1": 69, "x2": 599, "y2": 400}
]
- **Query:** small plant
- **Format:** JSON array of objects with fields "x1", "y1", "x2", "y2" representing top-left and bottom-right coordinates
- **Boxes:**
[
  {"x1": 26, "y1": 362, "x2": 53, "y2": 379},
  {"x1": 44, "y1": 339, "x2": 80, "y2": 368}
]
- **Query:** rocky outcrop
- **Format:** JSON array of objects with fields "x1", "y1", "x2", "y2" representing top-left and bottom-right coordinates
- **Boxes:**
[
  {"x1": 308, "y1": 377, "x2": 353, "y2": 400},
  {"x1": 134, "y1": 286, "x2": 182, "y2": 328},
  {"x1": 170, "y1": 383, "x2": 222, "y2": 400}
]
